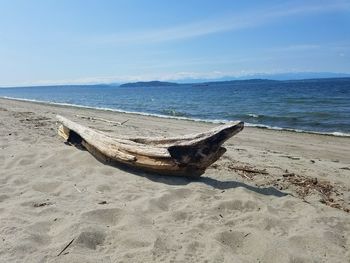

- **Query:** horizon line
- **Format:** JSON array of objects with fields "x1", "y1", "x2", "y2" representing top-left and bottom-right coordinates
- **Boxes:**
[{"x1": 1, "y1": 74, "x2": 350, "y2": 88}]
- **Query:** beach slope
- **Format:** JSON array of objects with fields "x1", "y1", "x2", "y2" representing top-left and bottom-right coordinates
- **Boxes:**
[{"x1": 0, "y1": 98, "x2": 349, "y2": 262}]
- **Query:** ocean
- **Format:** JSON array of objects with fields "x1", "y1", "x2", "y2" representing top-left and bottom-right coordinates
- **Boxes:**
[{"x1": 1, "y1": 78, "x2": 349, "y2": 136}]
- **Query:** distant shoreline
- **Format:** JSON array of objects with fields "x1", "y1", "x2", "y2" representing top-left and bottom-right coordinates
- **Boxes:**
[{"x1": 1, "y1": 76, "x2": 350, "y2": 89}]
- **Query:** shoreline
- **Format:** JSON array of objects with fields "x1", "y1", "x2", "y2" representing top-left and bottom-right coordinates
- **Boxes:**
[
  {"x1": 2, "y1": 96, "x2": 349, "y2": 138},
  {"x1": 1, "y1": 97, "x2": 349, "y2": 262}
]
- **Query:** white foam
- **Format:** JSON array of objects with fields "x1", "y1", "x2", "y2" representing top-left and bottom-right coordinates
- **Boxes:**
[
  {"x1": 245, "y1": 122, "x2": 350, "y2": 137},
  {"x1": 1, "y1": 96, "x2": 226, "y2": 123}
]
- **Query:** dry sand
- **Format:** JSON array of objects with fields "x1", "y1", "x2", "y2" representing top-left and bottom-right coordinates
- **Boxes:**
[{"x1": 0, "y1": 97, "x2": 349, "y2": 263}]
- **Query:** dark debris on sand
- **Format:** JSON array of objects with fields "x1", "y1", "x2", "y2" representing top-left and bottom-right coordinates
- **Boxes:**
[
  {"x1": 33, "y1": 202, "x2": 53, "y2": 208},
  {"x1": 212, "y1": 162, "x2": 349, "y2": 213}
]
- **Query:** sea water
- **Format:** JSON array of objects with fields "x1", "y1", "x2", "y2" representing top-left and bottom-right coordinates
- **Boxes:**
[{"x1": 1, "y1": 78, "x2": 349, "y2": 136}]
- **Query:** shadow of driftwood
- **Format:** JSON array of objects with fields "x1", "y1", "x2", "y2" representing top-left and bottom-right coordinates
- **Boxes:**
[
  {"x1": 70, "y1": 143, "x2": 288, "y2": 198},
  {"x1": 140, "y1": 173, "x2": 288, "y2": 198},
  {"x1": 109, "y1": 159, "x2": 287, "y2": 198},
  {"x1": 199, "y1": 177, "x2": 288, "y2": 197}
]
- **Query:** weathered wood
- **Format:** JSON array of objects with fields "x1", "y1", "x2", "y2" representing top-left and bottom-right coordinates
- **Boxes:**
[{"x1": 56, "y1": 115, "x2": 244, "y2": 177}]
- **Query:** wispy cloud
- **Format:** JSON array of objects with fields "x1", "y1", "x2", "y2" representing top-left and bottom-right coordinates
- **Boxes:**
[{"x1": 91, "y1": 1, "x2": 350, "y2": 44}]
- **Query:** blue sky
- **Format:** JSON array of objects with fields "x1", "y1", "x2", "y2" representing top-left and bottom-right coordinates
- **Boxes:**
[{"x1": 0, "y1": 0, "x2": 349, "y2": 86}]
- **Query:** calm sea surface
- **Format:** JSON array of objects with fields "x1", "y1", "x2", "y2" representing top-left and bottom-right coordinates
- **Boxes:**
[{"x1": 1, "y1": 78, "x2": 349, "y2": 135}]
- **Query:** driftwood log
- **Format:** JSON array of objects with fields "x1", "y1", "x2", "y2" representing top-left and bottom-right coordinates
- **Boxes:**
[{"x1": 57, "y1": 115, "x2": 244, "y2": 177}]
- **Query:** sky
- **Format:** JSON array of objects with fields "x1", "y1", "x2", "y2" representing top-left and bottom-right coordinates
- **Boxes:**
[{"x1": 0, "y1": 0, "x2": 350, "y2": 86}]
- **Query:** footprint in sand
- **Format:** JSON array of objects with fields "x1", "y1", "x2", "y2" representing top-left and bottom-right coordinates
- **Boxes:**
[
  {"x1": 81, "y1": 208, "x2": 124, "y2": 225},
  {"x1": 146, "y1": 188, "x2": 192, "y2": 212},
  {"x1": 32, "y1": 181, "x2": 62, "y2": 193},
  {"x1": 96, "y1": 184, "x2": 112, "y2": 193},
  {"x1": 214, "y1": 231, "x2": 247, "y2": 252},
  {"x1": 12, "y1": 178, "x2": 29, "y2": 186},
  {"x1": 216, "y1": 199, "x2": 258, "y2": 212},
  {"x1": 0, "y1": 194, "x2": 10, "y2": 202},
  {"x1": 75, "y1": 228, "x2": 106, "y2": 250}
]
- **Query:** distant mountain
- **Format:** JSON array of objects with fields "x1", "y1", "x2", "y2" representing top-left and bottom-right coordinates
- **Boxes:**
[
  {"x1": 119, "y1": 81, "x2": 179, "y2": 87},
  {"x1": 283, "y1": 77, "x2": 350, "y2": 83},
  {"x1": 3, "y1": 75, "x2": 349, "y2": 89},
  {"x1": 242, "y1": 72, "x2": 350, "y2": 81},
  {"x1": 118, "y1": 77, "x2": 350, "y2": 88},
  {"x1": 196, "y1": 78, "x2": 279, "y2": 86},
  {"x1": 175, "y1": 72, "x2": 350, "y2": 83},
  {"x1": 205, "y1": 77, "x2": 350, "y2": 85}
]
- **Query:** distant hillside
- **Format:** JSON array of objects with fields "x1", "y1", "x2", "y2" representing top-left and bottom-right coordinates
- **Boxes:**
[
  {"x1": 197, "y1": 79, "x2": 279, "y2": 86},
  {"x1": 119, "y1": 81, "x2": 179, "y2": 87},
  {"x1": 195, "y1": 77, "x2": 350, "y2": 86},
  {"x1": 283, "y1": 77, "x2": 350, "y2": 83},
  {"x1": 4, "y1": 77, "x2": 349, "y2": 89},
  {"x1": 175, "y1": 72, "x2": 350, "y2": 83}
]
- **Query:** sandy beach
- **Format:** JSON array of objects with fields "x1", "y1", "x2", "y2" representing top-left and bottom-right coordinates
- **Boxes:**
[{"x1": 0, "y1": 97, "x2": 349, "y2": 262}]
